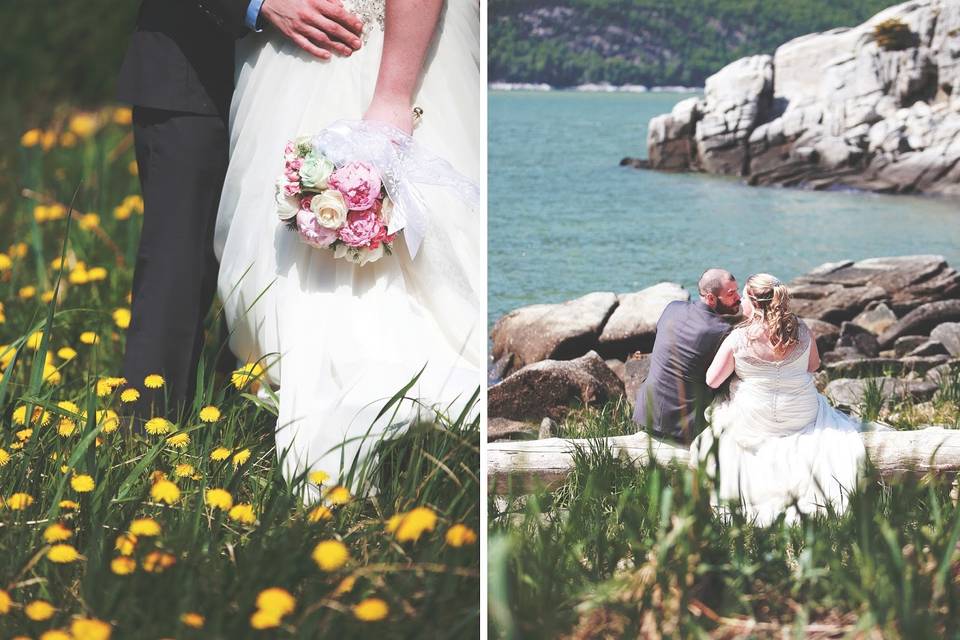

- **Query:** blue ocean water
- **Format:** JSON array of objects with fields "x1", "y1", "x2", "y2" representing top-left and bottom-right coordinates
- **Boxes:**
[{"x1": 488, "y1": 90, "x2": 960, "y2": 329}]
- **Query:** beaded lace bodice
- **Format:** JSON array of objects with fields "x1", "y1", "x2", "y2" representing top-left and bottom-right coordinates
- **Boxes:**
[{"x1": 342, "y1": 0, "x2": 386, "y2": 39}]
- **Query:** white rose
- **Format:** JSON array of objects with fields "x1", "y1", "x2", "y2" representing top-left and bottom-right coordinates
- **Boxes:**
[
  {"x1": 379, "y1": 196, "x2": 394, "y2": 228},
  {"x1": 310, "y1": 190, "x2": 348, "y2": 229},
  {"x1": 275, "y1": 189, "x2": 300, "y2": 221},
  {"x1": 299, "y1": 155, "x2": 335, "y2": 189}
]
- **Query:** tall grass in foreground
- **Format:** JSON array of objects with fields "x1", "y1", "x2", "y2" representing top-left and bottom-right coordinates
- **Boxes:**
[
  {"x1": 490, "y1": 381, "x2": 960, "y2": 639},
  {"x1": 0, "y1": 109, "x2": 480, "y2": 638}
]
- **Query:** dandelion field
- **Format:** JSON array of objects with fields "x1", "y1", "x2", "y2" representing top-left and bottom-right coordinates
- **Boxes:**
[
  {"x1": 0, "y1": 110, "x2": 480, "y2": 638},
  {"x1": 489, "y1": 393, "x2": 960, "y2": 639}
]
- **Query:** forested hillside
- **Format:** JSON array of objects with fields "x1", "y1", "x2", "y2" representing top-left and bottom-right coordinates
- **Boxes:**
[{"x1": 489, "y1": 0, "x2": 904, "y2": 86}]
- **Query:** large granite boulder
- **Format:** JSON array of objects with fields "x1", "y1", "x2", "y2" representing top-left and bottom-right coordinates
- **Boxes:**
[
  {"x1": 643, "y1": 0, "x2": 960, "y2": 197},
  {"x1": 802, "y1": 318, "x2": 841, "y2": 353},
  {"x1": 878, "y1": 300, "x2": 960, "y2": 348},
  {"x1": 490, "y1": 292, "x2": 617, "y2": 377},
  {"x1": 597, "y1": 283, "x2": 689, "y2": 358},
  {"x1": 825, "y1": 377, "x2": 939, "y2": 407},
  {"x1": 487, "y1": 351, "x2": 625, "y2": 422},
  {"x1": 930, "y1": 322, "x2": 960, "y2": 356}
]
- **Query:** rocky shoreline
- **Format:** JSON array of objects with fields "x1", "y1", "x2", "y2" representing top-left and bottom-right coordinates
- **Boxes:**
[
  {"x1": 488, "y1": 255, "x2": 960, "y2": 441},
  {"x1": 638, "y1": 0, "x2": 960, "y2": 198}
]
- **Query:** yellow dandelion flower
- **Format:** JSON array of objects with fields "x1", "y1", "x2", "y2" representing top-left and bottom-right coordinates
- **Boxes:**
[
  {"x1": 96, "y1": 377, "x2": 124, "y2": 397},
  {"x1": 123, "y1": 195, "x2": 144, "y2": 213},
  {"x1": 43, "y1": 523, "x2": 73, "y2": 543},
  {"x1": 0, "y1": 449, "x2": 9, "y2": 467},
  {"x1": 167, "y1": 433, "x2": 190, "y2": 449},
  {"x1": 59, "y1": 499, "x2": 79, "y2": 510},
  {"x1": 231, "y1": 362, "x2": 265, "y2": 389},
  {"x1": 144, "y1": 417, "x2": 172, "y2": 435},
  {"x1": 0, "y1": 588, "x2": 9, "y2": 613},
  {"x1": 307, "y1": 505, "x2": 332, "y2": 522},
  {"x1": 57, "y1": 400, "x2": 80, "y2": 414},
  {"x1": 41, "y1": 290, "x2": 55, "y2": 303},
  {"x1": 389, "y1": 507, "x2": 438, "y2": 543},
  {"x1": 114, "y1": 204, "x2": 131, "y2": 220},
  {"x1": 97, "y1": 409, "x2": 120, "y2": 434},
  {"x1": 43, "y1": 363, "x2": 62, "y2": 385},
  {"x1": 34, "y1": 205, "x2": 50, "y2": 223},
  {"x1": 112, "y1": 308, "x2": 131, "y2": 329},
  {"x1": 150, "y1": 479, "x2": 180, "y2": 504},
  {"x1": 210, "y1": 447, "x2": 231, "y2": 461},
  {"x1": 47, "y1": 543, "x2": 81, "y2": 563},
  {"x1": 57, "y1": 346, "x2": 77, "y2": 361},
  {"x1": 325, "y1": 485, "x2": 351, "y2": 505},
  {"x1": 13, "y1": 404, "x2": 50, "y2": 426},
  {"x1": 0, "y1": 254, "x2": 10, "y2": 271},
  {"x1": 250, "y1": 609, "x2": 281, "y2": 630},
  {"x1": 19, "y1": 286, "x2": 37, "y2": 300},
  {"x1": 69, "y1": 113, "x2": 97, "y2": 138},
  {"x1": 311, "y1": 539, "x2": 349, "y2": 572},
  {"x1": 256, "y1": 588, "x2": 296, "y2": 617},
  {"x1": 113, "y1": 107, "x2": 133, "y2": 125},
  {"x1": 333, "y1": 575, "x2": 356, "y2": 596},
  {"x1": 143, "y1": 551, "x2": 176, "y2": 573},
  {"x1": 71, "y1": 474, "x2": 95, "y2": 493},
  {"x1": 57, "y1": 419, "x2": 77, "y2": 437},
  {"x1": 60, "y1": 131, "x2": 78, "y2": 147},
  {"x1": 120, "y1": 388, "x2": 140, "y2": 403},
  {"x1": 21, "y1": 128, "x2": 41, "y2": 147},
  {"x1": 181, "y1": 612, "x2": 205, "y2": 628},
  {"x1": 41, "y1": 631, "x2": 72, "y2": 640},
  {"x1": 174, "y1": 463, "x2": 195, "y2": 478},
  {"x1": 228, "y1": 503, "x2": 256, "y2": 524},
  {"x1": 199, "y1": 405, "x2": 221, "y2": 422},
  {"x1": 48, "y1": 204, "x2": 67, "y2": 220},
  {"x1": 205, "y1": 488, "x2": 233, "y2": 511},
  {"x1": 232, "y1": 448, "x2": 251, "y2": 467},
  {"x1": 48, "y1": 257, "x2": 62, "y2": 271},
  {"x1": 69, "y1": 267, "x2": 89, "y2": 285},
  {"x1": 25, "y1": 600, "x2": 55, "y2": 621},
  {"x1": 70, "y1": 617, "x2": 112, "y2": 640},
  {"x1": 15, "y1": 428, "x2": 33, "y2": 442},
  {"x1": 87, "y1": 267, "x2": 108, "y2": 281},
  {"x1": 26, "y1": 330, "x2": 43, "y2": 349},
  {"x1": 9, "y1": 243, "x2": 27, "y2": 258},
  {"x1": 7, "y1": 441, "x2": 22, "y2": 451},
  {"x1": 129, "y1": 518, "x2": 161, "y2": 537},
  {"x1": 80, "y1": 331, "x2": 100, "y2": 345},
  {"x1": 308, "y1": 470, "x2": 330, "y2": 485},
  {"x1": 445, "y1": 524, "x2": 478, "y2": 547},
  {"x1": 144, "y1": 374, "x2": 164, "y2": 388},
  {"x1": 78, "y1": 212, "x2": 100, "y2": 231},
  {"x1": 115, "y1": 533, "x2": 137, "y2": 555},
  {"x1": 353, "y1": 598, "x2": 389, "y2": 622},
  {"x1": 111, "y1": 555, "x2": 136, "y2": 575}
]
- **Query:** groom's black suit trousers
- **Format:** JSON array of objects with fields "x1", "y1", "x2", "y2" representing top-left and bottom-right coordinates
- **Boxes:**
[
  {"x1": 116, "y1": 0, "x2": 251, "y2": 416},
  {"x1": 120, "y1": 108, "x2": 229, "y2": 414}
]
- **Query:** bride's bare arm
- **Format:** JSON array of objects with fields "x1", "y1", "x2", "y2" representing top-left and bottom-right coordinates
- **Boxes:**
[
  {"x1": 807, "y1": 335, "x2": 821, "y2": 372},
  {"x1": 363, "y1": 0, "x2": 444, "y2": 134},
  {"x1": 706, "y1": 333, "x2": 737, "y2": 389}
]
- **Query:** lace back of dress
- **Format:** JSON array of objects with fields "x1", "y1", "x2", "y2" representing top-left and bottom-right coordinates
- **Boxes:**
[{"x1": 735, "y1": 322, "x2": 811, "y2": 370}]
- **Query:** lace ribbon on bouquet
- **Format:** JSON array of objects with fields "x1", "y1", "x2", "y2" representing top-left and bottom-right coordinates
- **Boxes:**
[{"x1": 309, "y1": 119, "x2": 480, "y2": 259}]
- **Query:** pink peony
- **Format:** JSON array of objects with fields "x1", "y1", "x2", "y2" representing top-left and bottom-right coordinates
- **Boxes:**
[
  {"x1": 296, "y1": 208, "x2": 339, "y2": 248},
  {"x1": 283, "y1": 181, "x2": 301, "y2": 197},
  {"x1": 338, "y1": 209, "x2": 384, "y2": 248},
  {"x1": 328, "y1": 161, "x2": 382, "y2": 211}
]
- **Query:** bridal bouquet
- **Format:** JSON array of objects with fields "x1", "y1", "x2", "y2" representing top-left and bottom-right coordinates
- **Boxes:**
[{"x1": 275, "y1": 120, "x2": 479, "y2": 266}]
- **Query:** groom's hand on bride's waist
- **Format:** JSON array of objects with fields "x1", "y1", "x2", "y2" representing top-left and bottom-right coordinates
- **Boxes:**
[{"x1": 259, "y1": 0, "x2": 364, "y2": 59}]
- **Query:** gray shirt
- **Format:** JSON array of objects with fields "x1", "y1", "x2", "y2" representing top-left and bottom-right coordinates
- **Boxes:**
[{"x1": 632, "y1": 300, "x2": 734, "y2": 443}]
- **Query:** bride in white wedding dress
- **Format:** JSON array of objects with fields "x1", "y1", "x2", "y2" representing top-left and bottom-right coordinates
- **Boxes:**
[
  {"x1": 690, "y1": 274, "x2": 866, "y2": 525},
  {"x1": 214, "y1": 1, "x2": 482, "y2": 491}
]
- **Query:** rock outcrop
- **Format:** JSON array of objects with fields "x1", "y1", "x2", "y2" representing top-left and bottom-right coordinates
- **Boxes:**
[{"x1": 644, "y1": 1, "x2": 960, "y2": 197}]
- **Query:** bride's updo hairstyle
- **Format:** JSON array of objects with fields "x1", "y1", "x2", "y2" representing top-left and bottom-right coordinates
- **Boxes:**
[{"x1": 742, "y1": 273, "x2": 799, "y2": 353}]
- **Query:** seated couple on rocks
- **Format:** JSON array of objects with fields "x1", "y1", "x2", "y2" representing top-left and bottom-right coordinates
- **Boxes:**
[{"x1": 634, "y1": 269, "x2": 867, "y2": 525}]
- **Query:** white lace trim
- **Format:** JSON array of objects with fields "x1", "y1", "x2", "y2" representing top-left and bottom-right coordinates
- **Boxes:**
[{"x1": 735, "y1": 322, "x2": 810, "y2": 367}]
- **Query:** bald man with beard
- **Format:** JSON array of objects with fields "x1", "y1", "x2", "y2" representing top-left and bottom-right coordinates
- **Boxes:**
[{"x1": 633, "y1": 269, "x2": 742, "y2": 444}]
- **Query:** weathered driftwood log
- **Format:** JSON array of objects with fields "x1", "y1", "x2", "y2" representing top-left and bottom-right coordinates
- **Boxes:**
[{"x1": 488, "y1": 427, "x2": 960, "y2": 493}]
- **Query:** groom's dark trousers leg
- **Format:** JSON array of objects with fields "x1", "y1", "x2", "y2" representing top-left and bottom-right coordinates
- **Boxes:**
[{"x1": 121, "y1": 106, "x2": 229, "y2": 418}]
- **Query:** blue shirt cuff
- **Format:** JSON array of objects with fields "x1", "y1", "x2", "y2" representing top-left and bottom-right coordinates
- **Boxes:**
[{"x1": 245, "y1": 0, "x2": 266, "y2": 31}]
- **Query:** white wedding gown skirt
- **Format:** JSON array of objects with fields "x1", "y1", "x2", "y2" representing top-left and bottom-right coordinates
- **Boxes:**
[
  {"x1": 691, "y1": 325, "x2": 866, "y2": 525},
  {"x1": 214, "y1": 1, "x2": 483, "y2": 487}
]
